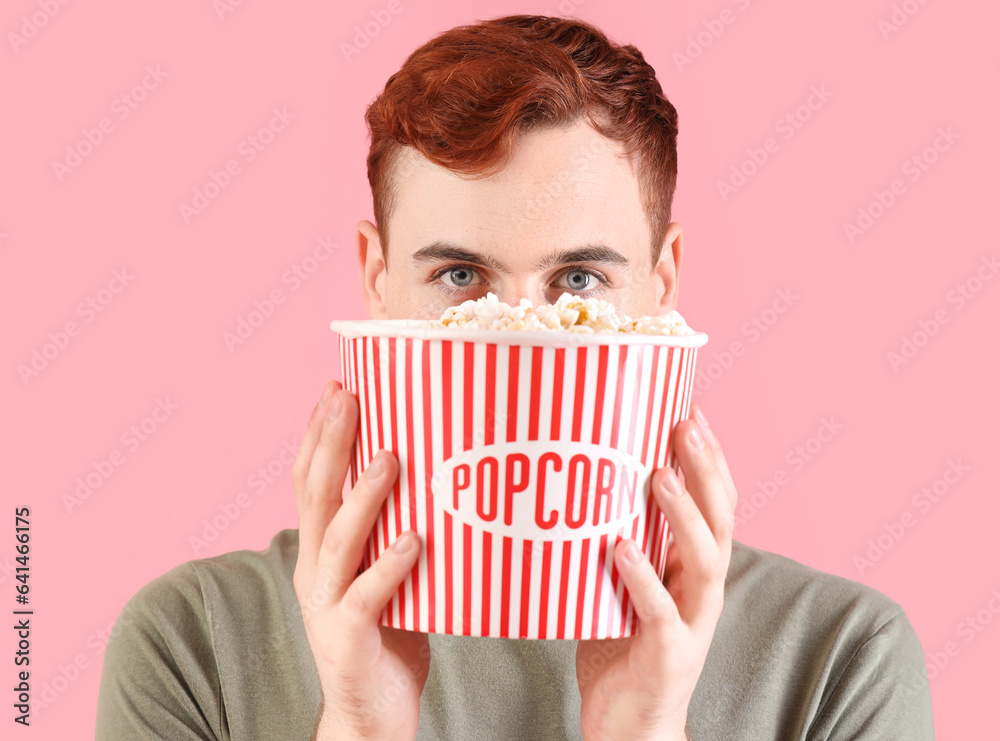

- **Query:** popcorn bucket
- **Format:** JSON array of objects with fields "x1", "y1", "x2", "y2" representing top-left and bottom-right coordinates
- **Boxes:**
[{"x1": 330, "y1": 320, "x2": 708, "y2": 640}]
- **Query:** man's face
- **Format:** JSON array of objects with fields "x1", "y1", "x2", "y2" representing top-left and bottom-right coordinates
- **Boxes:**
[{"x1": 356, "y1": 118, "x2": 682, "y2": 321}]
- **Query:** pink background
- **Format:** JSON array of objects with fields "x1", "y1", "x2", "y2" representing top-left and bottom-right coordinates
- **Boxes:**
[{"x1": 3, "y1": 0, "x2": 997, "y2": 737}]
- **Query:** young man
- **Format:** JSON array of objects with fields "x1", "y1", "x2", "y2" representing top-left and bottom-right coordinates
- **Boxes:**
[{"x1": 96, "y1": 15, "x2": 934, "y2": 740}]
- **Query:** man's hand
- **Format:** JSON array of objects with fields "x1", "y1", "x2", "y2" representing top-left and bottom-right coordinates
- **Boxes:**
[
  {"x1": 292, "y1": 380, "x2": 430, "y2": 741},
  {"x1": 576, "y1": 403, "x2": 737, "y2": 741}
]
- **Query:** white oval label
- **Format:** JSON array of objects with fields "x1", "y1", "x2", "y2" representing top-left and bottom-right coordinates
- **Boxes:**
[{"x1": 432, "y1": 441, "x2": 649, "y2": 541}]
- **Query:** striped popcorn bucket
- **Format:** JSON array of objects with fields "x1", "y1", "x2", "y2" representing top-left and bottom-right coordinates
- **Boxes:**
[{"x1": 330, "y1": 319, "x2": 707, "y2": 640}]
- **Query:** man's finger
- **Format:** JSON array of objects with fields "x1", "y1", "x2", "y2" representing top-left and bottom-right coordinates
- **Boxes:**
[
  {"x1": 672, "y1": 417, "x2": 735, "y2": 548},
  {"x1": 317, "y1": 449, "x2": 401, "y2": 606},
  {"x1": 298, "y1": 388, "x2": 358, "y2": 568},
  {"x1": 691, "y1": 403, "x2": 737, "y2": 513},
  {"x1": 651, "y1": 466, "x2": 720, "y2": 603},
  {"x1": 292, "y1": 380, "x2": 340, "y2": 497},
  {"x1": 615, "y1": 537, "x2": 681, "y2": 631}
]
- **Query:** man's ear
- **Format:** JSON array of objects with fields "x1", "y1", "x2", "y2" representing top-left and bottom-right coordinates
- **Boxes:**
[
  {"x1": 356, "y1": 219, "x2": 389, "y2": 319},
  {"x1": 654, "y1": 221, "x2": 683, "y2": 313}
]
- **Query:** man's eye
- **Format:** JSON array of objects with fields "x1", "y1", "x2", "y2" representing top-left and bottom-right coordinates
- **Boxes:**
[
  {"x1": 556, "y1": 269, "x2": 599, "y2": 292},
  {"x1": 439, "y1": 267, "x2": 482, "y2": 288}
]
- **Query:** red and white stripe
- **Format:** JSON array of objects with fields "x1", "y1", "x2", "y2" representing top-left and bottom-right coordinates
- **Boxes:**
[{"x1": 339, "y1": 334, "x2": 700, "y2": 640}]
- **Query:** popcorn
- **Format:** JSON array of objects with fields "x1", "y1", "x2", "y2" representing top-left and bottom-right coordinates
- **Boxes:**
[
  {"x1": 331, "y1": 289, "x2": 707, "y2": 639},
  {"x1": 432, "y1": 292, "x2": 695, "y2": 335}
]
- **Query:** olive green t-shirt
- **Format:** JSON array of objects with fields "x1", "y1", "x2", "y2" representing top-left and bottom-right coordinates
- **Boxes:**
[{"x1": 95, "y1": 529, "x2": 934, "y2": 740}]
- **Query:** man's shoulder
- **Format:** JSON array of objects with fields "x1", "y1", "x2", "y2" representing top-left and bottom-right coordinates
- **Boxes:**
[
  {"x1": 697, "y1": 541, "x2": 933, "y2": 739},
  {"x1": 724, "y1": 539, "x2": 908, "y2": 645},
  {"x1": 731, "y1": 539, "x2": 902, "y2": 605},
  {"x1": 99, "y1": 532, "x2": 321, "y2": 738},
  {"x1": 123, "y1": 528, "x2": 301, "y2": 628}
]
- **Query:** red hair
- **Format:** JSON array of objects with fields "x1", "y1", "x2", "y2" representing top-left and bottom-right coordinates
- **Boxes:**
[{"x1": 364, "y1": 14, "x2": 679, "y2": 265}]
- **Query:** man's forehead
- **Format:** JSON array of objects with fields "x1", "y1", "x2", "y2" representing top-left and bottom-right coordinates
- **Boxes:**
[{"x1": 388, "y1": 122, "x2": 647, "y2": 259}]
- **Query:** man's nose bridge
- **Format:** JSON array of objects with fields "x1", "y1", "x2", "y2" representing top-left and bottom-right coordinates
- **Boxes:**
[{"x1": 494, "y1": 280, "x2": 545, "y2": 307}]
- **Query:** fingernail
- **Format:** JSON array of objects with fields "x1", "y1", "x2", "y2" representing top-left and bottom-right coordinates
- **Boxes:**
[
  {"x1": 694, "y1": 405, "x2": 709, "y2": 430},
  {"x1": 688, "y1": 422, "x2": 706, "y2": 451},
  {"x1": 694, "y1": 406, "x2": 717, "y2": 444},
  {"x1": 327, "y1": 394, "x2": 342, "y2": 421},
  {"x1": 366, "y1": 455, "x2": 384, "y2": 480},
  {"x1": 318, "y1": 381, "x2": 333, "y2": 406},
  {"x1": 392, "y1": 533, "x2": 415, "y2": 554},
  {"x1": 624, "y1": 541, "x2": 640, "y2": 564},
  {"x1": 662, "y1": 467, "x2": 683, "y2": 496}
]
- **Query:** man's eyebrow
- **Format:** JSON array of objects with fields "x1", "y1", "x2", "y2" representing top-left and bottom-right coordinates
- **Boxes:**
[
  {"x1": 409, "y1": 241, "x2": 630, "y2": 273},
  {"x1": 533, "y1": 245, "x2": 630, "y2": 271},
  {"x1": 411, "y1": 241, "x2": 510, "y2": 273}
]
